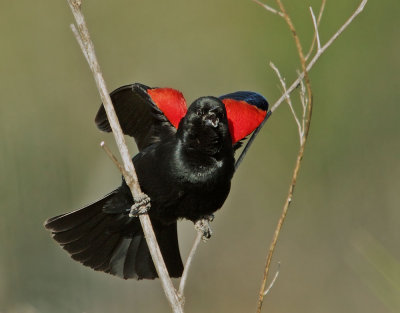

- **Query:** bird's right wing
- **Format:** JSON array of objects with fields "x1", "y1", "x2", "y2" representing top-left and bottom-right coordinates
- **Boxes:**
[{"x1": 95, "y1": 83, "x2": 188, "y2": 151}]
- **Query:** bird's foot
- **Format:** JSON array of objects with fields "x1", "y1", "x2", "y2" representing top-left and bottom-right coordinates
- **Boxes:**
[
  {"x1": 195, "y1": 214, "x2": 214, "y2": 242},
  {"x1": 206, "y1": 214, "x2": 215, "y2": 222},
  {"x1": 129, "y1": 193, "x2": 151, "y2": 217}
]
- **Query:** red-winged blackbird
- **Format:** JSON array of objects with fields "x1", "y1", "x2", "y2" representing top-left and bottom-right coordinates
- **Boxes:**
[{"x1": 44, "y1": 83, "x2": 268, "y2": 279}]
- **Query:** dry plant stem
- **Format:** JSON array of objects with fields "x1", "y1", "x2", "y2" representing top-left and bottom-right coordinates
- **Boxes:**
[
  {"x1": 270, "y1": 0, "x2": 368, "y2": 113},
  {"x1": 256, "y1": 1, "x2": 368, "y2": 312},
  {"x1": 100, "y1": 141, "x2": 129, "y2": 177},
  {"x1": 305, "y1": 0, "x2": 326, "y2": 60},
  {"x1": 309, "y1": 7, "x2": 322, "y2": 51},
  {"x1": 70, "y1": 24, "x2": 89, "y2": 64},
  {"x1": 298, "y1": 76, "x2": 307, "y2": 133},
  {"x1": 275, "y1": 0, "x2": 313, "y2": 140},
  {"x1": 263, "y1": 262, "x2": 280, "y2": 296},
  {"x1": 257, "y1": 1, "x2": 313, "y2": 310},
  {"x1": 66, "y1": 1, "x2": 183, "y2": 312},
  {"x1": 270, "y1": 62, "x2": 303, "y2": 142},
  {"x1": 252, "y1": 0, "x2": 283, "y2": 17},
  {"x1": 178, "y1": 232, "x2": 202, "y2": 296},
  {"x1": 256, "y1": 139, "x2": 307, "y2": 313}
]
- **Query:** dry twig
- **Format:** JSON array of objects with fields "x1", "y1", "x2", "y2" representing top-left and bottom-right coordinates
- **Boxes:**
[
  {"x1": 255, "y1": 1, "x2": 368, "y2": 312},
  {"x1": 269, "y1": 0, "x2": 368, "y2": 113},
  {"x1": 66, "y1": 1, "x2": 184, "y2": 312},
  {"x1": 305, "y1": 0, "x2": 326, "y2": 60},
  {"x1": 263, "y1": 262, "x2": 280, "y2": 296},
  {"x1": 252, "y1": 0, "x2": 284, "y2": 17},
  {"x1": 178, "y1": 232, "x2": 203, "y2": 297},
  {"x1": 270, "y1": 62, "x2": 303, "y2": 142}
]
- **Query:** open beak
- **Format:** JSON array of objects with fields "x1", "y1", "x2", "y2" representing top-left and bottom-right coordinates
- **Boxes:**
[{"x1": 204, "y1": 113, "x2": 219, "y2": 128}]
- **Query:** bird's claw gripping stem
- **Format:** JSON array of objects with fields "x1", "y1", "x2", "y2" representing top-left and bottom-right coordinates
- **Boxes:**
[
  {"x1": 195, "y1": 214, "x2": 214, "y2": 242},
  {"x1": 129, "y1": 193, "x2": 151, "y2": 217}
]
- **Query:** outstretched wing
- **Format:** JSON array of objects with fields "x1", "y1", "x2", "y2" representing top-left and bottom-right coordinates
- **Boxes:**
[
  {"x1": 95, "y1": 83, "x2": 187, "y2": 151},
  {"x1": 219, "y1": 91, "x2": 269, "y2": 147}
]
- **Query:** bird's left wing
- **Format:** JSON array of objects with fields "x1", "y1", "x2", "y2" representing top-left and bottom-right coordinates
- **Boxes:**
[
  {"x1": 95, "y1": 83, "x2": 187, "y2": 151},
  {"x1": 219, "y1": 91, "x2": 269, "y2": 147}
]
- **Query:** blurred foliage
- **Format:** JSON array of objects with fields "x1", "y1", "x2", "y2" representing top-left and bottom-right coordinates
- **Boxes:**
[{"x1": 0, "y1": 0, "x2": 399, "y2": 312}]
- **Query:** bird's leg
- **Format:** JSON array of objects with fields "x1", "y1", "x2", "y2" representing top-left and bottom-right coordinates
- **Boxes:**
[
  {"x1": 129, "y1": 193, "x2": 151, "y2": 217},
  {"x1": 194, "y1": 214, "x2": 214, "y2": 242}
]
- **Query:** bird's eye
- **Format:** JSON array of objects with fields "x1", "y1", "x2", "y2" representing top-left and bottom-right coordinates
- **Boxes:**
[{"x1": 196, "y1": 109, "x2": 203, "y2": 116}]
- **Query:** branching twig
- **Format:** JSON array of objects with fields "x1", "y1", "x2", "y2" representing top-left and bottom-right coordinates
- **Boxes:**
[
  {"x1": 263, "y1": 262, "x2": 280, "y2": 296},
  {"x1": 270, "y1": 62, "x2": 303, "y2": 142},
  {"x1": 268, "y1": 0, "x2": 368, "y2": 113},
  {"x1": 255, "y1": 1, "x2": 368, "y2": 312},
  {"x1": 298, "y1": 74, "x2": 308, "y2": 134},
  {"x1": 309, "y1": 7, "x2": 322, "y2": 52},
  {"x1": 274, "y1": 0, "x2": 313, "y2": 137},
  {"x1": 257, "y1": 1, "x2": 313, "y2": 310},
  {"x1": 100, "y1": 141, "x2": 129, "y2": 177},
  {"x1": 256, "y1": 130, "x2": 307, "y2": 313},
  {"x1": 305, "y1": 0, "x2": 326, "y2": 60},
  {"x1": 66, "y1": 1, "x2": 184, "y2": 312}
]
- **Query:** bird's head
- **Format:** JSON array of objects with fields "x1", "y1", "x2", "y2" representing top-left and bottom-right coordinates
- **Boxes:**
[{"x1": 177, "y1": 97, "x2": 232, "y2": 155}]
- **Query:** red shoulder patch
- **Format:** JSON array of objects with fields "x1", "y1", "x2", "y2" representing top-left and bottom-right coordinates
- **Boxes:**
[
  {"x1": 222, "y1": 99, "x2": 267, "y2": 144},
  {"x1": 147, "y1": 88, "x2": 187, "y2": 128}
]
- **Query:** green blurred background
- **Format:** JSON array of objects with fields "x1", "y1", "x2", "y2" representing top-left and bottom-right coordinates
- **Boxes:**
[{"x1": 1, "y1": 0, "x2": 399, "y2": 312}]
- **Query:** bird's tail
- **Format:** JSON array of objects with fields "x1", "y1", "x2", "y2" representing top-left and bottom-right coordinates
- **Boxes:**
[{"x1": 44, "y1": 189, "x2": 183, "y2": 279}]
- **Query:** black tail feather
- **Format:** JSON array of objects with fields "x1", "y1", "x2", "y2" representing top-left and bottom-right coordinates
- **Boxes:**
[
  {"x1": 154, "y1": 221, "x2": 183, "y2": 278},
  {"x1": 52, "y1": 213, "x2": 106, "y2": 244},
  {"x1": 133, "y1": 235, "x2": 158, "y2": 279},
  {"x1": 124, "y1": 236, "x2": 145, "y2": 279},
  {"x1": 44, "y1": 189, "x2": 183, "y2": 280},
  {"x1": 82, "y1": 233, "x2": 121, "y2": 269},
  {"x1": 44, "y1": 191, "x2": 117, "y2": 232}
]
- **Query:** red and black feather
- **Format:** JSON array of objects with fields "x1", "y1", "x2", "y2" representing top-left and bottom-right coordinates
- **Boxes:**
[
  {"x1": 95, "y1": 83, "x2": 187, "y2": 151},
  {"x1": 96, "y1": 83, "x2": 268, "y2": 150},
  {"x1": 219, "y1": 91, "x2": 268, "y2": 146}
]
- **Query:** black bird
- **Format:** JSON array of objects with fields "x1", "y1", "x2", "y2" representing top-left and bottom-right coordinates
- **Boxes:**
[{"x1": 44, "y1": 83, "x2": 268, "y2": 280}]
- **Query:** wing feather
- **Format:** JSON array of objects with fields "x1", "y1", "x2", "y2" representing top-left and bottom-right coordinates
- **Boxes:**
[
  {"x1": 219, "y1": 91, "x2": 269, "y2": 146},
  {"x1": 95, "y1": 83, "x2": 187, "y2": 151}
]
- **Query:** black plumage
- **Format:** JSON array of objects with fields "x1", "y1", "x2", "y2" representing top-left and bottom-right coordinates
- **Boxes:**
[{"x1": 44, "y1": 83, "x2": 268, "y2": 280}]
